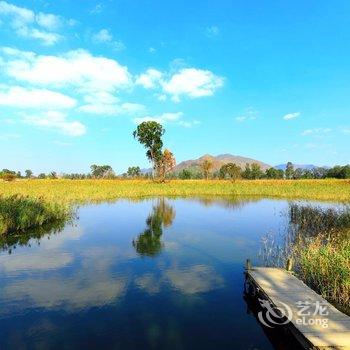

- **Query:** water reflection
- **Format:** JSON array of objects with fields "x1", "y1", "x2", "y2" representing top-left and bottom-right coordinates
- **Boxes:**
[
  {"x1": 133, "y1": 199, "x2": 175, "y2": 256},
  {"x1": 0, "y1": 220, "x2": 67, "y2": 254},
  {"x1": 1, "y1": 197, "x2": 342, "y2": 349}
]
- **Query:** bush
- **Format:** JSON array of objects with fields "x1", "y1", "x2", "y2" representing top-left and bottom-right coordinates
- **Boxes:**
[{"x1": 1, "y1": 173, "x2": 16, "y2": 182}]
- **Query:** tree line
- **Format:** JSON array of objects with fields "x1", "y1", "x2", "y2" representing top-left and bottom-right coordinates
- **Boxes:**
[{"x1": 1, "y1": 121, "x2": 349, "y2": 181}]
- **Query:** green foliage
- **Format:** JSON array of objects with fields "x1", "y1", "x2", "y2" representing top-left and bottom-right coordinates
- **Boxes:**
[
  {"x1": 327, "y1": 165, "x2": 350, "y2": 179},
  {"x1": 0, "y1": 195, "x2": 72, "y2": 235},
  {"x1": 265, "y1": 167, "x2": 284, "y2": 179},
  {"x1": 90, "y1": 164, "x2": 115, "y2": 178},
  {"x1": 285, "y1": 162, "x2": 294, "y2": 179},
  {"x1": 38, "y1": 173, "x2": 46, "y2": 179},
  {"x1": 133, "y1": 121, "x2": 165, "y2": 175},
  {"x1": 133, "y1": 199, "x2": 175, "y2": 256},
  {"x1": 219, "y1": 163, "x2": 242, "y2": 180},
  {"x1": 127, "y1": 166, "x2": 141, "y2": 178},
  {"x1": 25, "y1": 169, "x2": 33, "y2": 178},
  {"x1": 242, "y1": 163, "x2": 263, "y2": 179}
]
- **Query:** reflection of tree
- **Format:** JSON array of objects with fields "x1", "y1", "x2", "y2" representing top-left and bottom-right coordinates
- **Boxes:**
[
  {"x1": 0, "y1": 220, "x2": 67, "y2": 254},
  {"x1": 133, "y1": 199, "x2": 175, "y2": 256}
]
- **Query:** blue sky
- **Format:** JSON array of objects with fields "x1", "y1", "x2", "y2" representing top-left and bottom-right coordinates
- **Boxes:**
[{"x1": 0, "y1": 0, "x2": 349, "y2": 174}]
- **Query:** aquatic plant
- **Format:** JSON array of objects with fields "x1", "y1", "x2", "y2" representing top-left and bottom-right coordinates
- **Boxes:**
[
  {"x1": 0, "y1": 195, "x2": 73, "y2": 235},
  {"x1": 261, "y1": 203, "x2": 350, "y2": 313}
]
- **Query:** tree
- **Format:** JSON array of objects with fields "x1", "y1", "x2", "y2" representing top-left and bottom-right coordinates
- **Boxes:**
[
  {"x1": 49, "y1": 171, "x2": 58, "y2": 179},
  {"x1": 265, "y1": 167, "x2": 284, "y2": 179},
  {"x1": 250, "y1": 163, "x2": 264, "y2": 179},
  {"x1": 127, "y1": 166, "x2": 141, "y2": 178},
  {"x1": 285, "y1": 162, "x2": 294, "y2": 179},
  {"x1": 219, "y1": 163, "x2": 242, "y2": 180},
  {"x1": 90, "y1": 164, "x2": 115, "y2": 178},
  {"x1": 201, "y1": 159, "x2": 213, "y2": 180},
  {"x1": 133, "y1": 121, "x2": 165, "y2": 178},
  {"x1": 178, "y1": 169, "x2": 192, "y2": 179},
  {"x1": 38, "y1": 173, "x2": 46, "y2": 179},
  {"x1": 157, "y1": 149, "x2": 176, "y2": 181},
  {"x1": 242, "y1": 163, "x2": 252, "y2": 179},
  {"x1": 25, "y1": 169, "x2": 33, "y2": 178},
  {"x1": 132, "y1": 199, "x2": 175, "y2": 256}
]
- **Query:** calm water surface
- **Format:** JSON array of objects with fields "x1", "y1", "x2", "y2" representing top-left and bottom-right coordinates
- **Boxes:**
[{"x1": 0, "y1": 197, "x2": 338, "y2": 349}]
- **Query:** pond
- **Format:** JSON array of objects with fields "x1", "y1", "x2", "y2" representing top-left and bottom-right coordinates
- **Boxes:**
[{"x1": 0, "y1": 197, "x2": 344, "y2": 349}]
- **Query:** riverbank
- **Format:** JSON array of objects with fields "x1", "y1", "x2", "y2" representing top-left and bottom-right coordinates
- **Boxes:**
[
  {"x1": 0, "y1": 179, "x2": 349, "y2": 203},
  {"x1": 0, "y1": 195, "x2": 72, "y2": 235}
]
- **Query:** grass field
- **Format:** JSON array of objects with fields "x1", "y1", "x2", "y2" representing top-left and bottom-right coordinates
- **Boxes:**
[{"x1": 0, "y1": 179, "x2": 349, "y2": 203}]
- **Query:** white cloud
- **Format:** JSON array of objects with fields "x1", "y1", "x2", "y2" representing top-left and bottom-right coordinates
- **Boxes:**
[
  {"x1": 0, "y1": 1, "x2": 68, "y2": 45},
  {"x1": 92, "y1": 29, "x2": 125, "y2": 51},
  {"x1": 136, "y1": 68, "x2": 162, "y2": 89},
  {"x1": 0, "y1": 86, "x2": 76, "y2": 109},
  {"x1": 162, "y1": 68, "x2": 224, "y2": 101},
  {"x1": 78, "y1": 102, "x2": 145, "y2": 116},
  {"x1": 283, "y1": 112, "x2": 300, "y2": 120},
  {"x1": 77, "y1": 92, "x2": 145, "y2": 116},
  {"x1": 92, "y1": 28, "x2": 112, "y2": 43},
  {"x1": 134, "y1": 112, "x2": 183, "y2": 125},
  {"x1": 136, "y1": 66, "x2": 224, "y2": 101},
  {"x1": 23, "y1": 111, "x2": 86, "y2": 136},
  {"x1": 133, "y1": 112, "x2": 200, "y2": 128},
  {"x1": 302, "y1": 128, "x2": 332, "y2": 136},
  {"x1": 206, "y1": 25, "x2": 219, "y2": 38},
  {"x1": 90, "y1": 3, "x2": 104, "y2": 14},
  {"x1": 35, "y1": 12, "x2": 62, "y2": 31},
  {"x1": 2, "y1": 48, "x2": 132, "y2": 93},
  {"x1": 235, "y1": 107, "x2": 258, "y2": 122}
]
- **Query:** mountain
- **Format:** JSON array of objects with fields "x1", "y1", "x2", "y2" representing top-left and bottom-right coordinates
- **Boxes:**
[
  {"x1": 274, "y1": 164, "x2": 318, "y2": 171},
  {"x1": 174, "y1": 154, "x2": 271, "y2": 173}
]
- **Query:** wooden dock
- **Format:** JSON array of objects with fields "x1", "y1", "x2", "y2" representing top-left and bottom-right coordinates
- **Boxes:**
[{"x1": 245, "y1": 267, "x2": 350, "y2": 350}]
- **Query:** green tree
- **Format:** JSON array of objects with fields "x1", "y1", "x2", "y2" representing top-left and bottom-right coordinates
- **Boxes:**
[
  {"x1": 25, "y1": 169, "x2": 33, "y2": 178},
  {"x1": 38, "y1": 173, "x2": 46, "y2": 179},
  {"x1": 265, "y1": 167, "x2": 284, "y2": 179},
  {"x1": 242, "y1": 163, "x2": 252, "y2": 179},
  {"x1": 178, "y1": 169, "x2": 192, "y2": 179},
  {"x1": 90, "y1": 164, "x2": 115, "y2": 178},
  {"x1": 133, "y1": 199, "x2": 175, "y2": 256},
  {"x1": 285, "y1": 162, "x2": 294, "y2": 179},
  {"x1": 127, "y1": 166, "x2": 141, "y2": 178},
  {"x1": 219, "y1": 163, "x2": 242, "y2": 180},
  {"x1": 133, "y1": 121, "x2": 165, "y2": 178},
  {"x1": 250, "y1": 163, "x2": 263, "y2": 179}
]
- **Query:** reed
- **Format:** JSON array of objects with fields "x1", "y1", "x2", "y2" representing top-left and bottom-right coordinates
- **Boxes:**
[{"x1": 0, "y1": 195, "x2": 72, "y2": 235}]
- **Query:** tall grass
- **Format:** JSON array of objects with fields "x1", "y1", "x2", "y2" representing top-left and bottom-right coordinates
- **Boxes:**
[
  {"x1": 0, "y1": 179, "x2": 349, "y2": 203},
  {"x1": 261, "y1": 203, "x2": 350, "y2": 313},
  {"x1": 298, "y1": 237, "x2": 350, "y2": 308},
  {"x1": 0, "y1": 195, "x2": 72, "y2": 235}
]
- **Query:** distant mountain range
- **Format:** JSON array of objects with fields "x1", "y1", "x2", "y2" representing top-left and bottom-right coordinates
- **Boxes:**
[
  {"x1": 174, "y1": 154, "x2": 271, "y2": 173},
  {"x1": 274, "y1": 164, "x2": 318, "y2": 171},
  {"x1": 141, "y1": 155, "x2": 327, "y2": 174}
]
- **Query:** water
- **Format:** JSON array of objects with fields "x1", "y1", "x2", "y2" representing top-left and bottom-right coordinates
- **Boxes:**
[{"x1": 0, "y1": 197, "x2": 340, "y2": 349}]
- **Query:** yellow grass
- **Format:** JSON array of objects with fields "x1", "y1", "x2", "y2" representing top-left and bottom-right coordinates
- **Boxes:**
[{"x1": 0, "y1": 179, "x2": 349, "y2": 203}]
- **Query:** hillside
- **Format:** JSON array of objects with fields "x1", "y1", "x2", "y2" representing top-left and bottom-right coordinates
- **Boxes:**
[{"x1": 174, "y1": 154, "x2": 271, "y2": 173}]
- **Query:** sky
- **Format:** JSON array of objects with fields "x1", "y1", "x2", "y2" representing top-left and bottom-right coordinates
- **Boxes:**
[{"x1": 0, "y1": 0, "x2": 349, "y2": 174}]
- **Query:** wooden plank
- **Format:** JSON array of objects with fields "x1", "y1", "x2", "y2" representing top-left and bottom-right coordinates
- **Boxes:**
[{"x1": 246, "y1": 267, "x2": 350, "y2": 350}]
